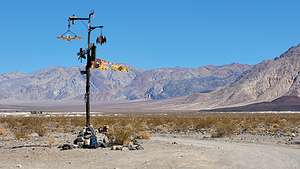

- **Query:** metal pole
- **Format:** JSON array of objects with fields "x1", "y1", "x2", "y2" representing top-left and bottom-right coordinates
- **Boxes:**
[
  {"x1": 85, "y1": 14, "x2": 92, "y2": 127},
  {"x1": 66, "y1": 12, "x2": 102, "y2": 127},
  {"x1": 85, "y1": 53, "x2": 91, "y2": 127}
]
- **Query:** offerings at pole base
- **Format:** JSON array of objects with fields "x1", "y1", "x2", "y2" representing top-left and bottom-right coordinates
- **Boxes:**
[{"x1": 59, "y1": 125, "x2": 144, "y2": 151}]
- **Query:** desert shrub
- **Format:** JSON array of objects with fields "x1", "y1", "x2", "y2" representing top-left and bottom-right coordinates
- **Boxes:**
[
  {"x1": 0, "y1": 127, "x2": 6, "y2": 136},
  {"x1": 211, "y1": 119, "x2": 236, "y2": 138},
  {"x1": 1, "y1": 113, "x2": 300, "y2": 140},
  {"x1": 1, "y1": 117, "x2": 48, "y2": 138},
  {"x1": 106, "y1": 117, "x2": 149, "y2": 145},
  {"x1": 108, "y1": 124, "x2": 135, "y2": 145},
  {"x1": 47, "y1": 136, "x2": 56, "y2": 147},
  {"x1": 70, "y1": 117, "x2": 85, "y2": 127},
  {"x1": 35, "y1": 126, "x2": 48, "y2": 137},
  {"x1": 28, "y1": 117, "x2": 48, "y2": 136},
  {"x1": 14, "y1": 128, "x2": 29, "y2": 140},
  {"x1": 137, "y1": 131, "x2": 151, "y2": 139}
]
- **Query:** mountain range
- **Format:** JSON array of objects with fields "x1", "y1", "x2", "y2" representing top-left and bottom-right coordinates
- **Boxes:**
[
  {"x1": 0, "y1": 63, "x2": 250, "y2": 104},
  {"x1": 2, "y1": 44, "x2": 300, "y2": 111},
  {"x1": 160, "y1": 44, "x2": 300, "y2": 110}
]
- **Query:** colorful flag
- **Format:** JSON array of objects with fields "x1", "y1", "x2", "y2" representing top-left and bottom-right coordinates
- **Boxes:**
[{"x1": 91, "y1": 58, "x2": 129, "y2": 72}]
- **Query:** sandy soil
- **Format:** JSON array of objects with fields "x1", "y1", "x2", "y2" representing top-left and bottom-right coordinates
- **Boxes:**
[{"x1": 0, "y1": 135, "x2": 299, "y2": 169}]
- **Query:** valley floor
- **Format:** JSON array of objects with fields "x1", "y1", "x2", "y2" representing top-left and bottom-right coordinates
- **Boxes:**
[{"x1": 0, "y1": 134, "x2": 300, "y2": 169}]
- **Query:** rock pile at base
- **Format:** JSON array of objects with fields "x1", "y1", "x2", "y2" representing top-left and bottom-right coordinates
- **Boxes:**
[{"x1": 59, "y1": 125, "x2": 144, "y2": 151}]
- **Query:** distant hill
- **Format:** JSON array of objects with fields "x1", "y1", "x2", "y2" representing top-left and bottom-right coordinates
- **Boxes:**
[
  {"x1": 165, "y1": 44, "x2": 300, "y2": 110},
  {"x1": 0, "y1": 64, "x2": 250, "y2": 103},
  {"x1": 206, "y1": 96, "x2": 300, "y2": 112},
  {"x1": 4, "y1": 44, "x2": 300, "y2": 112}
]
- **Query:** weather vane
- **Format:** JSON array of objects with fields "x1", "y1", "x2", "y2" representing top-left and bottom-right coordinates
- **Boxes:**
[{"x1": 58, "y1": 11, "x2": 129, "y2": 129}]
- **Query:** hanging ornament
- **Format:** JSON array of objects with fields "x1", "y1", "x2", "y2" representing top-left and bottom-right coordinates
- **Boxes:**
[
  {"x1": 57, "y1": 22, "x2": 82, "y2": 41},
  {"x1": 77, "y1": 48, "x2": 86, "y2": 63},
  {"x1": 96, "y1": 28, "x2": 107, "y2": 45}
]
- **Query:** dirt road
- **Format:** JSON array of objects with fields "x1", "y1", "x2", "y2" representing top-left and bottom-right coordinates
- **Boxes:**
[
  {"x1": 0, "y1": 136, "x2": 299, "y2": 169},
  {"x1": 153, "y1": 136, "x2": 300, "y2": 169}
]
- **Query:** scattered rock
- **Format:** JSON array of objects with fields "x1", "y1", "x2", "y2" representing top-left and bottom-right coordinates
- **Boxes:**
[
  {"x1": 293, "y1": 141, "x2": 300, "y2": 145},
  {"x1": 60, "y1": 144, "x2": 74, "y2": 150},
  {"x1": 29, "y1": 133, "x2": 39, "y2": 138},
  {"x1": 200, "y1": 128, "x2": 207, "y2": 134},
  {"x1": 297, "y1": 128, "x2": 300, "y2": 134},
  {"x1": 291, "y1": 138, "x2": 300, "y2": 145},
  {"x1": 111, "y1": 145, "x2": 123, "y2": 151},
  {"x1": 128, "y1": 141, "x2": 144, "y2": 150},
  {"x1": 122, "y1": 147, "x2": 128, "y2": 151}
]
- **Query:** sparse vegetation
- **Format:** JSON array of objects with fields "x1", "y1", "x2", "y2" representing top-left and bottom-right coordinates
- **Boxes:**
[
  {"x1": 0, "y1": 127, "x2": 6, "y2": 136},
  {"x1": 108, "y1": 124, "x2": 135, "y2": 145},
  {"x1": 137, "y1": 131, "x2": 151, "y2": 140},
  {"x1": 0, "y1": 113, "x2": 300, "y2": 140},
  {"x1": 211, "y1": 120, "x2": 235, "y2": 138},
  {"x1": 14, "y1": 128, "x2": 28, "y2": 140}
]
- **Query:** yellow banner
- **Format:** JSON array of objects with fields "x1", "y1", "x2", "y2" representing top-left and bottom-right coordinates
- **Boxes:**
[{"x1": 91, "y1": 59, "x2": 129, "y2": 72}]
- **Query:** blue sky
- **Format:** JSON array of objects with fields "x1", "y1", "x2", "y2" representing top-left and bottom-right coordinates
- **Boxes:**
[{"x1": 0, "y1": 0, "x2": 300, "y2": 73}]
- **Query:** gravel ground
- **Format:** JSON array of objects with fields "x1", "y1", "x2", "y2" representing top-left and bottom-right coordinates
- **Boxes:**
[{"x1": 0, "y1": 134, "x2": 300, "y2": 169}]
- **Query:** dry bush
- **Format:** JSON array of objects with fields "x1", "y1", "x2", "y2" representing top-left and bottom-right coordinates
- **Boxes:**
[
  {"x1": 24, "y1": 117, "x2": 48, "y2": 137},
  {"x1": 47, "y1": 136, "x2": 56, "y2": 147},
  {"x1": 0, "y1": 127, "x2": 6, "y2": 136},
  {"x1": 137, "y1": 131, "x2": 151, "y2": 139},
  {"x1": 0, "y1": 117, "x2": 48, "y2": 139},
  {"x1": 108, "y1": 124, "x2": 135, "y2": 145},
  {"x1": 1, "y1": 113, "x2": 300, "y2": 140},
  {"x1": 70, "y1": 117, "x2": 85, "y2": 127},
  {"x1": 14, "y1": 128, "x2": 29, "y2": 140},
  {"x1": 212, "y1": 120, "x2": 236, "y2": 138},
  {"x1": 105, "y1": 117, "x2": 149, "y2": 145}
]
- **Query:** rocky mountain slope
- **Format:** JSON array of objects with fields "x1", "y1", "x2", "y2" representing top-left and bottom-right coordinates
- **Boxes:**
[
  {"x1": 177, "y1": 44, "x2": 300, "y2": 109},
  {"x1": 0, "y1": 64, "x2": 251, "y2": 103}
]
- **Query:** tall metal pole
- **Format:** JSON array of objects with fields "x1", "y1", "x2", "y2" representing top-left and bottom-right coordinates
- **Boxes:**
[
  {"x1": 85, "y1": 13, "x2": 92, "y2": 127},
  {"x1": 85, "y1": 38, "x2": 91, "y2": 127},
  {"x1": 64, "y1": 11, "x2": 105, "y2": 127}
]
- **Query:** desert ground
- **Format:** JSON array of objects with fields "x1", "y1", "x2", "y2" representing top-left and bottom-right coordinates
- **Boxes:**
[{"x1": 0, "y1": 113, "x2": 300, "y2": 169}]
